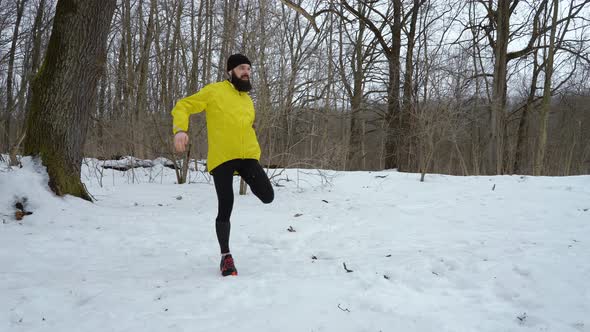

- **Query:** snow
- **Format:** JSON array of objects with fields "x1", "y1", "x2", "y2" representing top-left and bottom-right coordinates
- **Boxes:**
[{"x1": 1, "y1": 156, "x2": 589, "y2": 332}]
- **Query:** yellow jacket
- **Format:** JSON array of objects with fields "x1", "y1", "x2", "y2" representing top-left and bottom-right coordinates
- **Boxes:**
[{"x1": 171, "y1": 80, "x2": 261, "y2": 172}]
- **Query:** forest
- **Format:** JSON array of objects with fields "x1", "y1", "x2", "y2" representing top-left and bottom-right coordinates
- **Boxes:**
[{"x1": 1, "y1": 0, "x2": 589, "y2": 187}]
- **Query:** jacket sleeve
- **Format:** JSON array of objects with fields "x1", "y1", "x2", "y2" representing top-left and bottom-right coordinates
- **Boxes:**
[{"x1": 171, "y1": 85, "x2": 212, "y2": 134}]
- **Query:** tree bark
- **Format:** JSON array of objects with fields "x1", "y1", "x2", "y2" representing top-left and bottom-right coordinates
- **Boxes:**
[
  {"x1": 514, "y1": 44, "x2": 542, "y2": 174},
  {"x1": 340, "y1": 0, "x2": 403, "y2": 169},
  {"x1": 167, "y1": 0, "x2": 183, "y2": 111},
  {"x1": 488, "y1": 0, "x2": 510, "y2": 175},
  {"x1": 534, "y1": 0, "x2": 559, "y2": 175},
  {"x1": 189, "y1": 0, "x2": 205, "y2": 93},
  {"x1": 23, "y1": 0, "x2": 47, "y2": 118},
  {"x1": 217, "y1": 0, "x2": 239, "y2": 81},
  {"x1": 133, "y1": 0, "x2": 157, "y2": 158},
  {"x1": 399, "y1": 0, "x2": 422, "y2": 171},
  {"x1": 123, "y1": 0, "x2": 136, "y2": 155},
  {"x1": 9, "y1": 0, "x2": 47, "y2": 166},
  {"x1": 4, "y1": 0, "x2": 26, "y2": 152},
  {"x1": 24, "y1": 0, "x2": 116, "y2": 201},
  {"x1": 342, "y1": 2, "x2": 374, "y2": 171},
  {"x1": 384, "y1": 0, "x2": 402, "y2": 170},
  {"x1": 203, "y1": 0, "x2": 214, "y2": 84}
]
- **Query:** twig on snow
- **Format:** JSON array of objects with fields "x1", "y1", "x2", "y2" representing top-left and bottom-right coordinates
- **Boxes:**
[{"x1": 343, "y1": 262, "x2": 353, "y2": 273}]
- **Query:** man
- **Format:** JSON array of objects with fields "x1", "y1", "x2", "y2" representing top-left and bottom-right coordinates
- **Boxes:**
[{"x1": 171, "y1": 54, "x2": 274, "y2": 277}]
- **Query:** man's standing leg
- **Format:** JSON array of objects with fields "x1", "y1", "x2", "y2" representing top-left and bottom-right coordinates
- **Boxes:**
[{"x1": 211, "y1": 160, "x2": 240, "y2": 276}]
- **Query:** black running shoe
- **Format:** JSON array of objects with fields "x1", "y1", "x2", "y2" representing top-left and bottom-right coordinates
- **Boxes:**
[{"x1": 220, "y1": 254, "x2": 238, "y2": 276}]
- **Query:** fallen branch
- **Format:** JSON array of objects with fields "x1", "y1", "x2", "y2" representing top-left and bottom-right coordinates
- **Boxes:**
[
  {"x1": 338, "y1": 304, "x2": 350, "y2": 312},
  {"x1": 343, "y1": 262, "x2": 353, "y2": 273}
]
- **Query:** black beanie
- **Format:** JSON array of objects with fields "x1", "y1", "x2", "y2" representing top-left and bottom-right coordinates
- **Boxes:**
[{"x1": 227, "y1": 54, "x2": 251, "y2": 72}]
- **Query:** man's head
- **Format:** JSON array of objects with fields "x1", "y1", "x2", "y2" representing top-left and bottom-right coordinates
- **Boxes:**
[{"x1": 227, "y1": 53, "x2": 252, "y2": 92}]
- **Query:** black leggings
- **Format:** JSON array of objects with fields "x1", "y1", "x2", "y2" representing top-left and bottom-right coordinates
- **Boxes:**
[{"x1": 211, "y1": 159, "x2": 274, "y2": 254}]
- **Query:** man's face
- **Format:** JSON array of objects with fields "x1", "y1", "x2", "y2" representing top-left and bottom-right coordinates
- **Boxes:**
[{"x1": 231, "y1": 64, "x2": 251, "y2": 81}]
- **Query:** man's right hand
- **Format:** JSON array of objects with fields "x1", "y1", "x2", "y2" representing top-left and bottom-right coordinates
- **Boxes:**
[{"x1": 174, "y1": 132, "x2": 189, "y2": 153}]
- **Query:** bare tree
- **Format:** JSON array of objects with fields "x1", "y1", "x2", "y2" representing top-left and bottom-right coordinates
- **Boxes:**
[
  {"x1": 341, "y1": 0, "x2": 429, "y2": 170},
  {"x1": 335, "y1": 2, "x2": 377, "y2": 170},
  {"x1": 132, "y1": 0, "x2": 157, "y2": 159},
  {"x1": 8, "y1": 0, "x2": 49, "y2": 166},
  {"x1": 217, "y1": 0, "x2": 239, "y2": 81},
  {"x1": 398, "y1": 0, "x2": 424, "y2": 171},
  {"x1": 477, "y1": 0, "x2": 589, "y2": 174},
  {"x1": 3, "y1": 0, "x2": 26, "y2": 153},
  {"x1": 513, "y1": 42, "x2": 542, "y2": 175}
]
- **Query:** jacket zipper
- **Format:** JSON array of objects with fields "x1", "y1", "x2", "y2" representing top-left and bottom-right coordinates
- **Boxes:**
[{"x1": 240, "y1": 91, "x2": 245, "y2": 158}]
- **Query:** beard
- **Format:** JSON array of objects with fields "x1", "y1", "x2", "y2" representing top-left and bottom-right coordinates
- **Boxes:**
[{"x1": 230, "y1": 71, "x2": 252, "y2": 92}]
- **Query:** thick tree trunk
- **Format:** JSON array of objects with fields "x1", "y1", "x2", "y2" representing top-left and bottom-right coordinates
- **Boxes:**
[
  {"x1": 97, "y1": 71, "x2": 107, "y2": 154},
  {"x1": 383, "y1": 0, "x2": 402, "y2": 170},
  {"x1": 488, "y1": 0, "x2": 510, "y2": 174},
  {"x1": 345, "y1": 2, "x2": 370, "y2": 171},
  {"x1": 24, "y1": 0, "x2": 116, "y2": 201}
]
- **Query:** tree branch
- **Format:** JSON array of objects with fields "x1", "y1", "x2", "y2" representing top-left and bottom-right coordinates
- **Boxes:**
[
  {"x1": 507, "y1": 0, "x2": 588, "y2": 61},
  {"x1": 341, "y1": 0, "x2": 392, "y2": 59},
  {"x1": 509, "y1": 0, "x2": 520, "y2": 15},
  {"x1": 279, "y1": 0, "x2": 332, "y2": 33}
]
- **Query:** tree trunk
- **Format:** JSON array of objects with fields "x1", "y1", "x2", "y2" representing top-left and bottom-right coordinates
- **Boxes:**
[
  {"x1": 347, "y1": 92, "x2": 363, "y2": 170},
  {"x1": 167, "y1": 0, "x2": 183, "y2": 111},
  {"x1": 23, "y1": 0, "x2": 47, "y2": 119},
  {"x1": 153, "y1": 3, "x2": 166, "y2": 113},
  {"x1": 97, "y1": 69, "x2": 107, "y2": 154},
  {"x1": 134, "y1": 0, "x2": 157, "y2": 159},
  {"x1": 255, "y1": 0, "x2": 274, "y2": 165},
  {"x1": 534, "y1": 0, "x2": 558, "y2": 175},
  {"x1": 123, "y1": 0, "x2": 136, "y2": 156},
  {"x1": 384, "y1": 0, "x2": 402, "y2": 170},
  {"x1": 4, "y1": 0, "x2": 26, "y2": 152},
  {"x1": 24, "y1": 0, "x2": 116, "y2": 201},
  {"x1": 514, "y1": 45, "x2": 541, "y2": 174},
  {"x1": 217, "y1": 0, "x2": 239, "y2": 81},
  {"x1": 399, "y1": 0, "x2": 421, "y2": 171},
  {"x1": 115, "y1": 16, "x2": 127, "y2": 124},
  {"x1": 189, "y1": 0, "x2": 205, "y2": 93},
  {"x1": 345, "y1": 2, "x2": 371, "y2": 171},
  {"x1": 488, "y1": 0, "x2": 510, "y2": 174},
  {"x1": 468, "y1": 0, "x2": 482, "y2": 175},
  {"x1": 203, "y1": 0, "x2": 214, "y2": 84},
  {"x1": 9, "y1": 0, "x2": 46, "y2": 166}
]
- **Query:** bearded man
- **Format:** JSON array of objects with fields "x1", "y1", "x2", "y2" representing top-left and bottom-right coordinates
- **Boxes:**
[{"x1": 171, "y1": 54, "x2": 274, "y2": 277}]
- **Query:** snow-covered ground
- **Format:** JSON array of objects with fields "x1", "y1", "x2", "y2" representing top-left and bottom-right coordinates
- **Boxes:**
[{"x1": 1, "y1": 157, "x2": 589, "y2": 332}]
